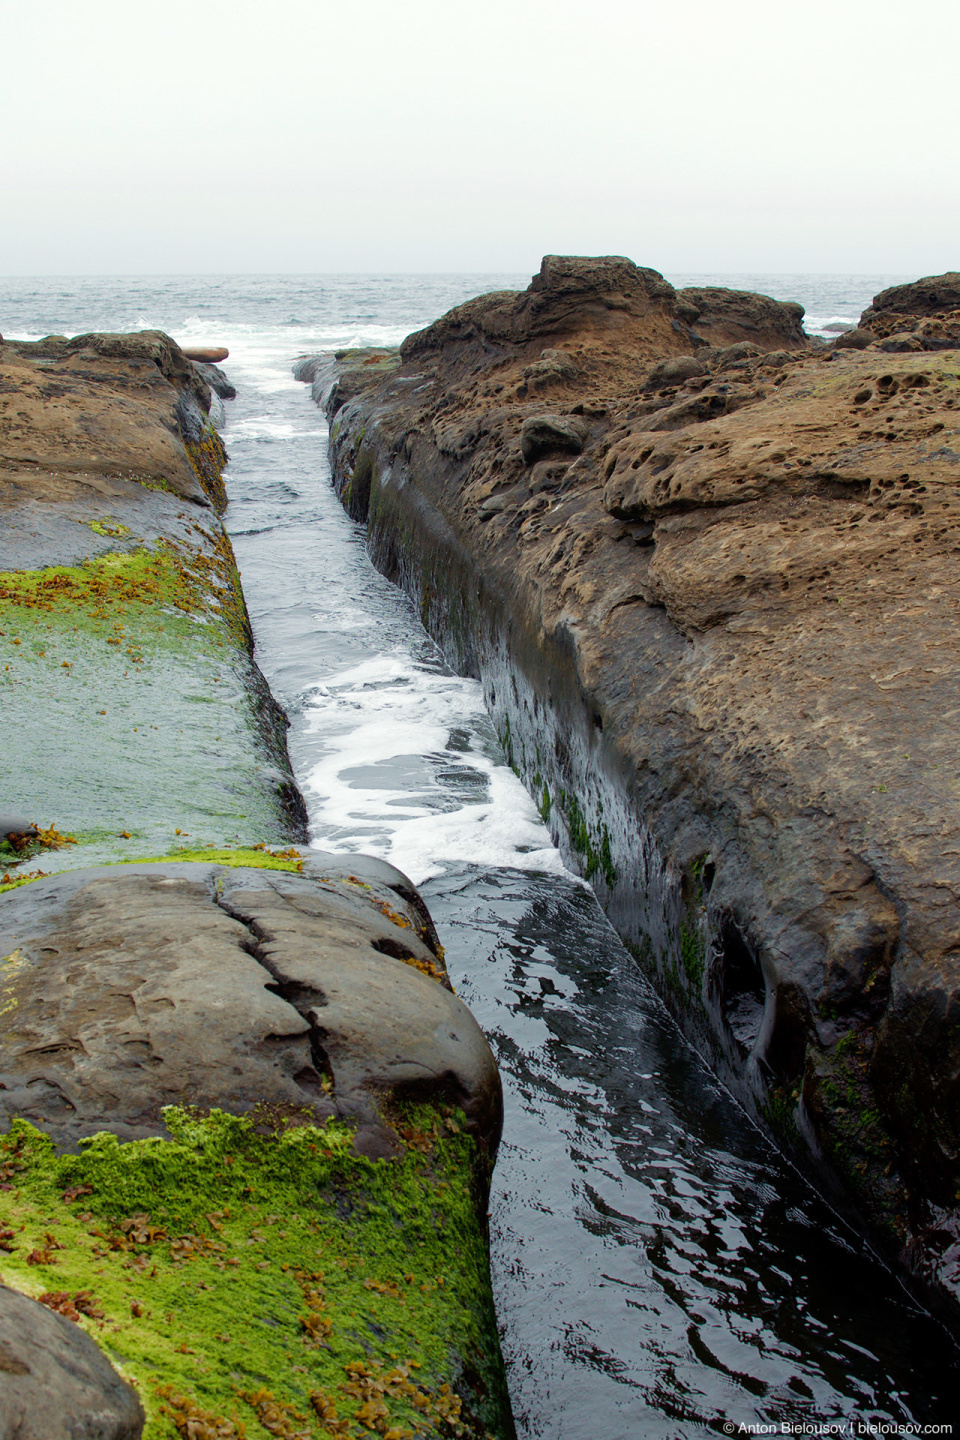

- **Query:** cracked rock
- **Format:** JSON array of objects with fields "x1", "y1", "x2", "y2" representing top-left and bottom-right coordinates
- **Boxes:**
[{"x1": 0, "y1": 861, "x2": 502, "y2": 1158}]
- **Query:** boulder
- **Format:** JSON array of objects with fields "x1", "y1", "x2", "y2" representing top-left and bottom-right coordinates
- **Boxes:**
[
  {"x1": 0, "y1": 1282, "x2": 144, "y2": 1440},
  {"x1": 833, "y1": 327, "x2": 876, "y2": 350},
  {"x1": 0, "y1": 861, "x2": 502, "y2": 1155},
  {"x1": 520, "y1": 413, "x2": 588, "y2": 464},
  {"x1": 645, "y1": 355, "x2": 707, "y2": 389}
]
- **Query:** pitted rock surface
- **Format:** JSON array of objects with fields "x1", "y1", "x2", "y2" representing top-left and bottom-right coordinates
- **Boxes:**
[
  {"x1": 0, "y1": 1282, "x2": 144, "y2": 1440},
  {"x1": 0, "y1": 863, "x2": 502, "y2": 1156},
  {"x1": 307, "y1": 258, "x2": 960, "y2": 1312}
]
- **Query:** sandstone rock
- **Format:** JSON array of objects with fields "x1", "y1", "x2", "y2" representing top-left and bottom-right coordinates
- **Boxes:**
[
  {"x1": 833, "y1": 327, "x2": 876, "y2": 350},
  {"x1": 710, "y1": 340, "x2": 763, "y2": 368},
  {"x1": 880, "y1": 332, "x2": 925, "y2": 352},
  {"x1": 182, "y1": 345, "x2": 229, "y2": 363},
  {"x1": 868, "y1": 273, "x2": 960, "y2": 318},
  {"x1": 0, "y1": 335, "x2": 211, "y2": 505},
  {"x1": 645, "y1": 355, "x2": 706, "y2": 389},
  {"x1": 0, "y1": 332, "x2": 303, "y2": 861},
  {"x1": 0, "y1": 1282, "x2": 144, "y2": 1440},
  {"x1": 680, "y1": 286, "x2": 808, "y2": 350},
  {"x1": 304, "y1": 261, "x2": 960, "y2": 1317},
  {"x1": 859, "y1": 272, "x2": 960, "y2": 350},
  {"x1": 0, "y1": 861, "x2": 502, "y2": 1155},
  {"x1": 522, "y1": 347, "x2": 579, "y2": 389},
  {"x1": 520, "y1": 414, "x2": 588, "y2": 464}
]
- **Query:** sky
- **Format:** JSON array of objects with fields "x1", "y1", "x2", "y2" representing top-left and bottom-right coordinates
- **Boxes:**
[{"x1": 1, "y1": 0, "x2": 956, "y2": 276}]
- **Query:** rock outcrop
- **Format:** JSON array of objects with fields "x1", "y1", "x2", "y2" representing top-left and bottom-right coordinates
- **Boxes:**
[
  {"x1": 0, "y1": 328, "x2": 514, "y2": 1436},
  {"x1": 304, "y1": 257, "x2": 960, "y2": 1318},
  {"x1": 0, "y1": 330, "x2": 304, "y2": 874},
  {"x1": 859, "y1": 272, "x2": 960, "y2": 351},
  {"x1": 0, "y1": 858, "x2": 501, "y2": 1157}
]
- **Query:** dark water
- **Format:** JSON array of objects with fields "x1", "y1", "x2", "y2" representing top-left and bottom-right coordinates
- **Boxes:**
[{"x1": 5, "y1": 273, "x2": 958, "y2": 1437}]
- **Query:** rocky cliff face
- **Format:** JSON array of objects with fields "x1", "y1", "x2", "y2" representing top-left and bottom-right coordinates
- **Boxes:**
[{"x1": 307, "y1": 258, "x2": 960, "y2": 1318}]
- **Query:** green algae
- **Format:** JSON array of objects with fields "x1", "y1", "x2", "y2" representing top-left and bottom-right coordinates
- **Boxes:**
[
  {"x1": 0, "y1": 1107, "x2": 508, "y2": 1439},
  {"x1": 0, "y1": 544, "x2": 297, "y2": 873}
]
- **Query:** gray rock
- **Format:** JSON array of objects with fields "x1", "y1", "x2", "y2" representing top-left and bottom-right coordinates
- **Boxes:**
[
  {"x1": 479, "y1": 496, "x2": 508, "y2": 519},
  {"x1": 190, "y1": 360, "x2": 237, "y2": 401},
  {"x1": 834, "y1": 328, "x2": 877, "y2": 351},
  {"x1": 520, "y1": 414, "x2": 588, "y2": 465},
  {"x1": 0, "y1": 862, "x2": 502, "y2": 1155},
  {"x1": 0, "y1": 1282, "x2": 144, "y2": 1440},
  {"x1": 645, "y1": 355, "x2": 706, "y2": 389},
  {"x1": 0, "y1": 817, "x2": 38, "y2": 843}
]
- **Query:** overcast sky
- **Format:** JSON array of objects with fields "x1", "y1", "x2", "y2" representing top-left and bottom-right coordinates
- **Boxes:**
[{"x1": 1, "y1": 0, "x2": 956, "y2": 276}]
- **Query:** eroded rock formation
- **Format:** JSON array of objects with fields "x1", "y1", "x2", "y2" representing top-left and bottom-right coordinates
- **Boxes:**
[{"x1": 305, "y1": 257, "x2": 960, "y2": 1316}]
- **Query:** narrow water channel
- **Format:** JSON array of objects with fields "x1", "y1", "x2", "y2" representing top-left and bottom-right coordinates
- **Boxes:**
[{"x1": 6, "y1": 275, "x2": 959, "y2": 1437}]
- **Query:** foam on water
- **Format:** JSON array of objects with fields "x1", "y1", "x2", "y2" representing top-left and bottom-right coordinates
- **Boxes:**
[{"x1": 299, "y1": 651, "x2": 569, "y2": 884}]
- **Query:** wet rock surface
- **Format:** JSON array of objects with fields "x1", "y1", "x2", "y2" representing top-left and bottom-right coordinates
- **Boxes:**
[
  {"x1": 0, "y1": 331, "x2": 305, "y2": 870},
  {"x1": 306, "y1": 257, "x2": 960, "y2": 1316},
  {"x1": 0, "y1": 860, "x2": 501, "y2": 1155}
]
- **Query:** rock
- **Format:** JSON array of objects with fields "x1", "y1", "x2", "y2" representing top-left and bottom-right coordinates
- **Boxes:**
[
  {"x1": 645, "y1": 355, "x2": 707, "y2": 389},
  {"x1": 679, "y1": 286, "x2": 809, "y2": 350},
  {"x1": 191, "y1": 359, "x2": 237, "y2": 400},
  {"x1": 758, "y1": 350, "x2": 796, "y2": 367},
  {"x1": 859, "y1": 273, "x2": 960, "y2": 350},
  {"x1": 480, "y1": 495, "x2": 508, "y2": 518},
  {"x1": 522, "y1": 347, "x2": 579, "y2": 388},
  {"x1": 880, "y1": 332, "x2": 925, "y2": 352},
  {"x1": 710, "y1": 340, "x2": 763, "y2": 368},
  {"x1": 0, "y1": 817, "x2": 38, "y2": 843},
  {"x1": 0, "y1": 1282, "x2": 144, "y2": 1440},
  {"x1": 0, "y1": 861, "x2": 502, "y2": 1154},
  {"x1": 307, "y1": 259, "x2": 960, "y2": 1319},
  {"x1": 182, "y1": 345, "x2": 229, "y2": 363},
  {"x1": 0, "y1": 332, "x2": 305, "y2": 861},
  {"x1": 868, "y1": 273, "x2": 960, "y2": 318},
  {"x1": 833, "y1": 327, "x2": 876, "y2": 350},
  {"x1": 520, "y1": 414, "x2": 588, "y2": 464}
]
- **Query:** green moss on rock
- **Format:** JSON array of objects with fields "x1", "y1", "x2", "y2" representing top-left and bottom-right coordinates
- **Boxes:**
[{"x1": 0, "y1": 1107, "x2": 510, "y2": 1439}]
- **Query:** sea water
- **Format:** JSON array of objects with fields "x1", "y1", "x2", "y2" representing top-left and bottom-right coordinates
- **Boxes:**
[{"x1": 4, "y1": 272, "x2": 958, "y2": 1436}]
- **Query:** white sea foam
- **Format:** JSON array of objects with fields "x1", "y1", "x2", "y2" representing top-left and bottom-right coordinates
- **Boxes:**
[{"x1": 300, "y1": 652, "x2": 569, "y2": 885}]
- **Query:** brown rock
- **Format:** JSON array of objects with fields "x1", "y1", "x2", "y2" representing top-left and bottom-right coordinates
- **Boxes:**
[
  {"x1": 182, "y1": 345, "x2": 229, "y2": 363},
  {"x1": 859, "y1": 272, "x2": 960, "y2": 350},
  {"x1": 680, "y1": 286, "x2": 808, "y2": 350},
  {"x1": 301, "y1": 259, "x2": 960, "y2": 1315},
  {"x1": 0, "y1": 332, "x2": 217, "y2": 507},
  {"x1": 833, "y1": 327, "x2": 876, "y2": 350}
]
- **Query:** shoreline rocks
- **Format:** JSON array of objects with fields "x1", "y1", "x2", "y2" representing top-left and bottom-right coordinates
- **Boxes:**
[
  {"x1": 0, "y1": 329, "x2": 306, "y2": 874},
  {"x1": 304, "y1": 257, "x2": 960, "y2": 1321},
  {"x1": 0, "y1": 329, "x2": 515, "y2": 1436}
]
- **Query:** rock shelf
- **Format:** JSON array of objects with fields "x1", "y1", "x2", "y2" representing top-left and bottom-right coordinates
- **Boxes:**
[
  {"x1": 304, "y1": 256, "x2": 960, "y2": 1320},
  {"x1": 0, "y1": 330, "x2": 513, "y2": 1438}
]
